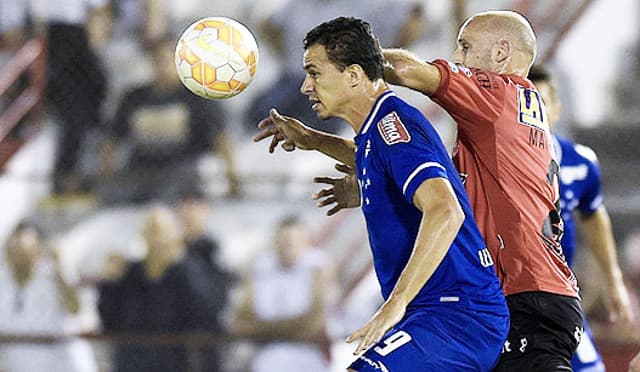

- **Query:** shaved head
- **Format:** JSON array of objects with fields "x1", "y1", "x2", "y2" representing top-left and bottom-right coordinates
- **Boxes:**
[
  {"x1": 454, "y1": 10, "x2": 537, "y2": 76},
  {"x1": 468, "y1": 11, "x2": 537, "y2": 62}
]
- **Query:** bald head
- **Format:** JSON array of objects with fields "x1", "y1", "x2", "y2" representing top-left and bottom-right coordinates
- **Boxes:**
[{"x1": 453, "y1": 10, "x2": 537, "y2": 76}]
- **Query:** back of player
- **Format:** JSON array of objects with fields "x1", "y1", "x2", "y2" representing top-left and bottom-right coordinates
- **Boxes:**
[
  {"x1": 554, "y1": 135, "x2": 607, "y2": 372},
  {"x1": 555, "y1": 135, "x2": 603, "y2": 266},
  {"x1": 430, "y1": 60, "x2": 584, "y2": 370},
  {"x1": 349, "y1": 91, "x2": 509, "y2": 371}
]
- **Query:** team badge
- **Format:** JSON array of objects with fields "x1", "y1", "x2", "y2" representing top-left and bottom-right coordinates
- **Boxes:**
[{"x1": 377, "y1": 112, "x2": 410, "y2": 145}]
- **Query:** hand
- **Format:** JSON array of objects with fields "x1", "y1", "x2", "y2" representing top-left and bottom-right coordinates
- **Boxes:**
[
  {"x1": 630, "y1": 351, "x2": 640, "y2": 372},
  {"x1": 346, "y1": 299, "x2": 406, "y2": 355},
  {"x1": 607, "y1": 281, "x2": 635, "y2": 324},
  {"x1": 313, "y1": 163, "x2": 361, "y2": 216},
  {"x1": 253, "y1": 108, "x2": 316, "y2": 153}
]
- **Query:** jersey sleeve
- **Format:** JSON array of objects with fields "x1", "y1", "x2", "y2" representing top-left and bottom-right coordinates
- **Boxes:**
[
  {"x1": 372, "y1": 112, "x2": 448, "y2": 205},
  {"x1": 575, "y1": 144, "x2": 603, "y2": 216},
  {"x1": 430, "y1": 59, "x2": 505, "y2": 129}
]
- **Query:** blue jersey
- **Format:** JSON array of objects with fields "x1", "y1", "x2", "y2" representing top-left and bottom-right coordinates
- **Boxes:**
[
  {"x1": 554, "y1": 135, "x2": 603, "y2": 266},
  {"x1": 354, "y1": 91, "x2": 504, "y2": 310}
]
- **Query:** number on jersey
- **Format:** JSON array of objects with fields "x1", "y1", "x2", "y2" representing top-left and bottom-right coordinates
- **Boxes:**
[
  {"x1": 517, "y1": 86, "x2": 548, "y2": 130},
  {"x1": 374, "y1": 330, "x2": 412, "y2": 356}
]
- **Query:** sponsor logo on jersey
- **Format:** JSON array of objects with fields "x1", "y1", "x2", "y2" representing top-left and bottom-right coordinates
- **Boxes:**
[
  {"x1": 446, "y1": 60, "x2": 459, "y2": 73},
  {"x1": 377, "y1": 112, "x2": 410, "y2": 145}
]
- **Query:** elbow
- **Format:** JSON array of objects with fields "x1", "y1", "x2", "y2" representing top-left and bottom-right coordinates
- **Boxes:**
[
  {"x1": 433, "y1": 198, "x2": 464, "y2": 234},
  {"x1": 448, "y1": 202, "x2": 465, "y2": 232}
]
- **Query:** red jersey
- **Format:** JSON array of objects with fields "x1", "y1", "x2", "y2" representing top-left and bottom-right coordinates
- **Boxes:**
[{"x1": 430, "y1": 59, "x2": 578, "y2": 298}]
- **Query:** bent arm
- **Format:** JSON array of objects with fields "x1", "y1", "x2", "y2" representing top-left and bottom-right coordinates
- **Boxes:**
[
  {"x1": 383, "y1": 48, "x2": 441, "y2": 96},
  {"x1": 385, "y1": 177, "x2": 464, "y2": 308}
]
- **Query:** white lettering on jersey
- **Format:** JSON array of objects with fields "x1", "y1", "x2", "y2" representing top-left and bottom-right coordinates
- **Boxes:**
[
  {"x1": 377, "y1": 112, "x2": 411, "y2": 145},
  {"x1": 519, "y1": 338, "x2": 528, "y2": 353}
]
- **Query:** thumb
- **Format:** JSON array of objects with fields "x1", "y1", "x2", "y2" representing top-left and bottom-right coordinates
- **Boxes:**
[{"x1": 270, "y1": 108, "x2": 284, "y2": 122}]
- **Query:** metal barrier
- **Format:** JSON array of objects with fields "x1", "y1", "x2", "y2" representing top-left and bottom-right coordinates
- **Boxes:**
[
  {"x1": 0, "y1": 331, "x2": 230, "y2": 372},
  {"x1": 0, "y1": 38, "x2": 46, "y2": 169}
]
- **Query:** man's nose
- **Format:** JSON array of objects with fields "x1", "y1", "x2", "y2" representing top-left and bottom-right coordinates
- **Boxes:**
[{"x1": 300, "y1": 76, "x2": 312, "y2": 95}]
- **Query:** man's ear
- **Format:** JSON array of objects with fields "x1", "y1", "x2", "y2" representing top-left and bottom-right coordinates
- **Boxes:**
[
  {"x1": 493, "y1": 39, "x2": 511, "y2": 64},
  {"x1": 348, "y1": 64, "x2": 365, "y2": 87}
]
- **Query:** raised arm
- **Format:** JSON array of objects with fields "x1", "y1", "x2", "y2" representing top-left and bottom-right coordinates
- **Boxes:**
[
  {"x1": 346, "y1": 177, "x2": 464, "y2": 354},
  {"x1": 580, "y1": 206, "x2": 635, "y2": 323},
  {"x1": 254, "y1": 109, "x2": 356, "y2": 166},
  {"x1": 383, "y1": 48, "x2": 442, "y2": 96}
]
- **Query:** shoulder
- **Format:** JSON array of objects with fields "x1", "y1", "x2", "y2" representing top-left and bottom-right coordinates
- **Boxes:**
[{"x1": 558, "y1": 135, "x2": 599, "y2": 166}]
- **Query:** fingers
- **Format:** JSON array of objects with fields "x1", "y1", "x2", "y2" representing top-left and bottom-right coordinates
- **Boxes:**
[
  {"x1": 313, "y1": 177, "x2": 339, "y2": 187},
  {"x1": 348, "y1": 326, "x2": 384, "y2": 355},
  {"x1": 317, "y1": 196, "x2": 336, "y2": 208},
  {"x1": 335, "y1": 163, "x2": 355, "y2": 175},
  {"x1": 270, "y1": 108, "x2": 284, "y2": 122},
  {"x1": 253, "y1": 129, "x2": 274, "y2": 143},
  {"x1": 257, "y1": 115, "x2": 274, "y2": 129},
  {"x1": 313, "y1": 187, "x2": 334, "y2": 199},
  {"x1": 269, "y1": 135, "x2": 279, "y2": 153},
  {"x1": 327, "y1": 205, "x2": 342, "y2": 216},
  {"x1": 345, "y1": 326, "x2": 366, "y2": 344}
]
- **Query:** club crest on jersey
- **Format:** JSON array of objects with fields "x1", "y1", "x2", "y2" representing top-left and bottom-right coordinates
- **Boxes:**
[{"x1": 377, "y1": 112, "x2": 410, "y2": 145}]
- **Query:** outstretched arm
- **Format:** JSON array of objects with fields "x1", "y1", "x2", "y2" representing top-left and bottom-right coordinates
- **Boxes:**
[
  {"x1": 580, "y1": 206, "x2": 635, "y2": 323},
  {"x1": 346, "y1": 177, "x2": 464, "y2": 354},
  {"x1": 253, "y1": 109, "x2": 356, "y2": 166},
  {"x1": 383, "y1": 48, "x2": 441, "y2": 96}
]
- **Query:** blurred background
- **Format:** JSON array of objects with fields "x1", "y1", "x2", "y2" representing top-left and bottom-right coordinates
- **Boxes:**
[{"x1": 0, "y1": 0, "x2": 639, "y2": 371}]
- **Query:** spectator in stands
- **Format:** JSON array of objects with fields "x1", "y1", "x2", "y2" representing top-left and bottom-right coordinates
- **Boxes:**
[
  {"x1": 97, "y1": 206, "x2": 227, "y2": 372},
  {"x1": 29, "y1": 0, "x2": 111, "y2": 194},
  {"x1": 0, "y1": 221, "x2": 98, "y2": 372},
  {"x1": 177, "y1": 191, "x2": 235, "y2": 283},
  {"x1": 100, "y1": 35, "x2": 239, "y2": 203},
  {"x1": 245, "y1": 0, "x2": 425, "y2": 134},
  {"x1": 229, "y1": 215, "x2": 334, "y2": 372},
  {"x1": 176, "y1": 192, "x2": 236, "y2": 368}
]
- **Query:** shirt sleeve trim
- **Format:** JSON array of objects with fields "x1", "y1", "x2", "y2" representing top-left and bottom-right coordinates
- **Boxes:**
[{"x1": 402, "y1": 162, "x2": 446, "y2": 195}]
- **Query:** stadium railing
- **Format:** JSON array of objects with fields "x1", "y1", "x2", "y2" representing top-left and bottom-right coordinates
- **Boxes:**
[{"x1": 0, "y1": 38, "x2": 46, "y2": 169}]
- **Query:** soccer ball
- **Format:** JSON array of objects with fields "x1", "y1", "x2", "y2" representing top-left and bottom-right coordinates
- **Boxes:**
[{"x1": 175, "y1": 17, "x2": 259, "y2": 99}]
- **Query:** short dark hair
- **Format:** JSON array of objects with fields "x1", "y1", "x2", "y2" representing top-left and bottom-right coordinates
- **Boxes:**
[{"x1": 303, "y1": 17, "x2": 384, "y2": 81}]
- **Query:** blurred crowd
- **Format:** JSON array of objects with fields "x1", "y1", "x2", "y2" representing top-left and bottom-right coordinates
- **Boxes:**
[{"x1": 1, "y1": 0, "x2": 639, "y2": 371}]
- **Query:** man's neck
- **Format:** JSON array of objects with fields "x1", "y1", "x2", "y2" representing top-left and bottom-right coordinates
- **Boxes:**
[{"x1": 348, "y1": 80, "x2": 389, "y2": 133}]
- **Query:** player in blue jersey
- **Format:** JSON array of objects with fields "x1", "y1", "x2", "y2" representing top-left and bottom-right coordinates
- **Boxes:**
[
  {"x1": 528, "y1": 65, "x2": 635, "y2": 372},
  {"x1": 254, "y1": 17, "x2": 509, "y2": 371}
]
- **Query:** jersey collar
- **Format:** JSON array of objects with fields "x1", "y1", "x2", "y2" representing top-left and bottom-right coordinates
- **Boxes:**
[{"x1": 359, "y1": 90, "x2": 396, "y2": 136}]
